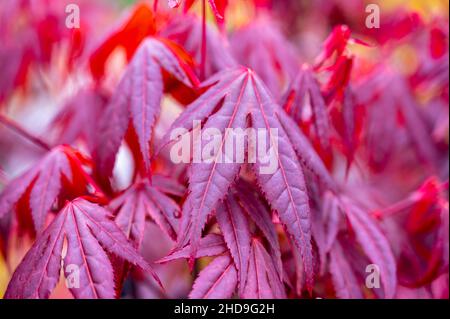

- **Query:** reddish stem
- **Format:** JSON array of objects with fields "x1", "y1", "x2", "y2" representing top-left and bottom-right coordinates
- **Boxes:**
[
  {"x1": 0, "y1": 113, "x2": 51, "y2": 151},
  {"x1": 200, "y1": 0, "x2": 207, "y2": 79}
]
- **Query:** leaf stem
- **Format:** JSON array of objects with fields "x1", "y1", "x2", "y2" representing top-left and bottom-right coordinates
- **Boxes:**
[{"x1": 200, "y1": 0, "x2": 207, "y2": 79}]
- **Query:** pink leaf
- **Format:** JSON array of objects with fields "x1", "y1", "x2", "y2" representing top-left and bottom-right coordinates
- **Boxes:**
[
  {"x1": 4, "y1": 212, "x2": 66, "y2": 299},
  {"x1": 4, "y1": 198, "x2": 161, "y2": 299},
  {"x1": 329, "y1": 241, "x2": 363, "y2": 299},
  {"x1": 242, "y1": 239, "x2": 286, "y2": 298},
  {"x1": 189, "y1": 253, "x2": 237, "y2": 299},
  {"x1": 341, "y1": 197, "x2": 397, "y2": 298},
  {"x1": 0, "y1": 146, "x2": 88, "y2": 232},
  {"x1": 216, "y1": 193, "x2": 251, "y2": 293},
  {"x1": 161, "y1": 67, "x2": 313, "y2": 290}
]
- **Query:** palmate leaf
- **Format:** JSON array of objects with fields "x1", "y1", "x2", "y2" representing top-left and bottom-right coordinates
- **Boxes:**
[
  {"x1": 358, "y1": 69, "x2": 439, "y2": 171},
  {"x1": 157, "y1": 232, "x2": 238, "y2": 298},
  {"x1": 339, "y1": 196, "x2": 397, "y2": 299},
  {"x1": 4, "y1": 198, "x2": 160, "y2": 299},
  {"x1": 109, "y1": 176, "x2": 184, "y2": 247},
  {"x1": 161, "y1": 14, "x2": 237, "y2": 78},
  {"x1": 94, "y1": 37, "x2": 198, "y2": 177},
  {"x1": 159, "y1": 182, "x2": 285, "y2": 298},
  {"x1": 313, "y1": 191, "x2": 397, "y2": 298},
  {"x1": 230, "y1": 17, "x2": 299, "y2": 97},
  {"x1": 0, "y1": 146, "x2": 94, "y2": 233},
  {"x1": 162, "y1": 66, "x2": 315, "y2": 290}
]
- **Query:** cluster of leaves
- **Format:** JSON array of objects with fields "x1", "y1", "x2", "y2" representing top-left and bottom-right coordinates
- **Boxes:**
[{"x1": 0, "y1": 0, "x2": 448, "y2": 299}]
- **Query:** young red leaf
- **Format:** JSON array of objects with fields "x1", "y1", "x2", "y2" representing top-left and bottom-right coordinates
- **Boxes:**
[
  {"x1": 95, "y1": 37, "x2": 198, "y2": 176},
  {"x1": 282, "y1": 65, "x2": 333, "y2": 166},
  {"x1": 277, "y1": 109, "x2": 337, "y2": 192},
  {"x1": 5, "y1": 198, "x2": 161, "y2": 299},
  {"x1": 329, "y1": 86, "x2": 364, "y2": 170},
  {"x1": 89, "y1": 3, "x2": 157, "y2": 80},
  {"x1": 315, "y1": 25, "x2": 367, "y2": 70}
]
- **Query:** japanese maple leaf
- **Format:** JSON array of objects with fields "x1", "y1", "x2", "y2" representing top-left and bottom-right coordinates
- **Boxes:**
[
  {"x1": 358, "y1": 70, "x2": 439, "y2": 171},
  {"x1": 221, "y1": 184, "x2": 284, "y2": 298},
  {"x1": 50, "y1": 88, "x2": 108, "y2": 152},
  {"x1": 160, "y1": 181, "x2": 285, "y2": 298},
  {"x1": 231, "y1": 180, "x2": 284, "y2": 283},
  {"x1": 277, "y1": 109, "x2": 338, "y2": 192},
  {"x1": 230, "y1": 16, "x2": 299, "y2": 97},
  {"x1": 215, "y1": 190, "x2": 252, "y2": 295},
  {"x1": 109, "y1": 175, "x2": 184, "y2": 247},
  {"x1": 310, "y1": 191, "x2": 397, "y2": 298},
  {"x1": 311, "y1": 191, "x2": 341, "y2": 276},
  {"x1": 375, "y1": 177, "x2": 449, "y2": 288},
  {"x1": 189, "y1": 253, "x2": 237, "y2": 299},
  {"x1": 338, "y1": 195, "x2": 397, "y2": 298},
  {"x1": 89, "y1": 3, "x2": 157, "y2": 80},
  {"x1": 160, "y1": 233, "x2": 283, "y2": 299},
  {"x1": 282, "y1": 65, "x2": 333, "y2": 167},
  {"x1": 0, "y1": 146, "x2": 99, "y2": 233},
  {"x1": 161, "y1": 14, "x2": 237, "y2": 79},
  {"x1": 94, "y1": 37, "x2": 199, "y2": 177},
  {"x1": 162, "y1": 66, "x2": 314, "y2": 290},
  {"x1": 4, "y1": 198, "x2": 161, "y2": 299},
  {"x1": 157, "y1": 232, "x2": 237, "y2": 298},
  {"x1": 328, "y1": 241, "x2": 363, "y2": 299}
]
